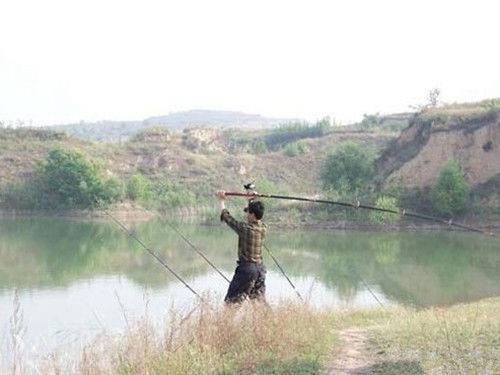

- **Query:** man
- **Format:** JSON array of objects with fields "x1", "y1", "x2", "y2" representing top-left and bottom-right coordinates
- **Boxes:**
[{"x1": 216, "y1": 190, "x2": 267, "y2": 304}]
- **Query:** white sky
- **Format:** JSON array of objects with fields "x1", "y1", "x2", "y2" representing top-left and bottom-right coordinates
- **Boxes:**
[{"x1": 1, "y1": 0, "x2": 499, "y2": 126}]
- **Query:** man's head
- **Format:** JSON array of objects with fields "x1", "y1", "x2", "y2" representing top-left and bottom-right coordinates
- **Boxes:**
[{"x1": 244, "y1": 200, "x2": 265, "y2": 221}]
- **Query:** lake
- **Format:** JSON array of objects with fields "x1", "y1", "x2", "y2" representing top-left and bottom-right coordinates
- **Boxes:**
[{"x1": 0, "y1": 216, "x2": 498, "y2": 366}]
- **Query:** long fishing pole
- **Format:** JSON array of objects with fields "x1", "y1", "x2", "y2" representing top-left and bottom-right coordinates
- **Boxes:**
[
  {"x1": 102, "y1": 209, "x2": 205, "y2": 302},
  {"x1": 225, "y1": 192, "x2": 493, "y2": 235},
  {"x1": 165, "y1": 222, "x2": 231, "y2": 283},
  {"x1": 263, "y1": 244, "x2": 304, "y2": 301}
]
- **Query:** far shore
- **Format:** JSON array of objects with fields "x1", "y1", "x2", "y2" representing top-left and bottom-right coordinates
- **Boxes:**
[{"x1": 1, "y1": 206, "x2": 498, "y2": 234}]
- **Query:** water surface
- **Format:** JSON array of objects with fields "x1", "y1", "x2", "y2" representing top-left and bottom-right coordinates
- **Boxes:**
[{"x1": 0, "y1": 217, "x2": 498, "y2": 364}]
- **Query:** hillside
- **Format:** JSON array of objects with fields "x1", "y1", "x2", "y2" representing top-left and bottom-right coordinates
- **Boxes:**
[
  {"x1": 2, "y1": 99, "x2": 499, "y2": 224},
  {"x1": 0, "y1": 126, "x2": 394, "y2": 193},
  {"x1": 376, "y1": 99, "x2": 500, "y2": 207},
  {"x1": 48, "y1": 110, "x2": 301, "y2": 142}
]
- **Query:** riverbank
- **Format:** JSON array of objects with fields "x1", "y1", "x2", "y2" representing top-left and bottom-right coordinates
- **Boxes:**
[
  {"x1": 1, "y1": 205, "x2": 498, "y2": 234},
  {"x1": 20, "y1": 297, "x2": 499, "y2": 374}
]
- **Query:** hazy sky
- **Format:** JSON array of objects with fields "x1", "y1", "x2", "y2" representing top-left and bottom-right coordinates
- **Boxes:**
[{"x1": 1, "y1": 0, "x2": 499, "y2": 125}]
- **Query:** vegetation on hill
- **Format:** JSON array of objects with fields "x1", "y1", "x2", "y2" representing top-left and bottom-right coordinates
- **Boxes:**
[
  {"x1": 0, "y1": 149, "x2": 123, "y2": 210},
  {"x1": 321, "y1": 142, "x2": 376, "y2": 195},
  {"x1": 431, "y1": 161, "x2": 471, "y2": 217},
  {"x1": 1, "y1": 99, "x2": 499, "y2": 224}
]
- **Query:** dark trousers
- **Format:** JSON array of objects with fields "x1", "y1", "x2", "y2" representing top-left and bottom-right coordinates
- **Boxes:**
[{"x1": 224, "y1": 261, "x2": 266, "y2": 303}]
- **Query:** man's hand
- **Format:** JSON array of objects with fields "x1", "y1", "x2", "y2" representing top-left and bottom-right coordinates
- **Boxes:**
[
  {"x1": 216, "y1": 190, "x2": 226, "y2": 210},
  {"x1": 216, "y1": 190, "x2": 226, "y2": 200}
]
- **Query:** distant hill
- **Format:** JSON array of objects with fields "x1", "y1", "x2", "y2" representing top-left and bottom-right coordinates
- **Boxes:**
[{"x1": 48, "y1": 110, "x2": 301, "y2": 142}]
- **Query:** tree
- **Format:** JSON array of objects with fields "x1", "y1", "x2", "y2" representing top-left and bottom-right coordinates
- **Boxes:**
[
  {"x1": 321, "y1": 142, "x2": 376, "y2": 194},
  {"x1": 360, "y1": 113, "x2": 381, "y2": 130},
  {"x1": 36, "y1": 149, "x2": 122, "y2": 209},
  {"x1": 431, "y1": 161, "x2": 470, "y2": 217}
]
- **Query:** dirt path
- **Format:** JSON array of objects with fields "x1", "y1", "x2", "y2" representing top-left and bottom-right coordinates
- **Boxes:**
[{"x1": 324, "y1": 328, "x2": 374, "y2": 375}]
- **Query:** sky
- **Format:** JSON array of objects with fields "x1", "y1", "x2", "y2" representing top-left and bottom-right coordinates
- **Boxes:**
[{"x1": 1, "y1": 0, "x2": 499, "y2": 126}]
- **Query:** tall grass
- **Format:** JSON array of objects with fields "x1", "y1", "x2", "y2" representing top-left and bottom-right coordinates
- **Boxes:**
[
  {"x1": 68, "y1": 299, "x2": 337, "y2": 374},
  {"x1": 5, "y1": 297, "x2": 500, "y2": 374}
]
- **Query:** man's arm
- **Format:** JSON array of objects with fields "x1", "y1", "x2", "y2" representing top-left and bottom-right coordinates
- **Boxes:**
[{"x1": 217, "y1": 190, "x2": 244, "y2": 234}]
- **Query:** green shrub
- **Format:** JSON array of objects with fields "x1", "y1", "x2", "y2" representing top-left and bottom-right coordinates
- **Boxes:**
[
  {"x1": 264, "y1": 119, "x2": 331, "y2": 149},
  {"x1": 431, "y1": 161, "x2": 471, "y2": 217},
  {"x1": 127, "y1": 174, "x2": 153, "y2": 201},
  {"x1": 251, "y1": 140, "x2": 268, "y2": 154},
  {"x1": 36, "y1": 149, "x2": 123, "y2": 209},
  {"x1": 371, "y1": 196, "x2": 400, "y2": 224},
  {"x1": 360, "y1": 113, "x2": 381, "y2": 130},
  {"x1": 155, "y1": 181, "x2": 197, "y2": 208},
  {"x1": 283, "y1": 141, "x2": 308, "y2": 157},
  {"x1": 0, "y1": 183, "x2": 41, "y2": 209},
  {"x1": 321, "y1": 142, "x2": 376, "y2": 194}
]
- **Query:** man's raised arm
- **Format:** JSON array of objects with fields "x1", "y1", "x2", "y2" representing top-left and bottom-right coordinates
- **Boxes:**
[{"x1": 217, "y1": 190, "x2": 244, "y2": 234}]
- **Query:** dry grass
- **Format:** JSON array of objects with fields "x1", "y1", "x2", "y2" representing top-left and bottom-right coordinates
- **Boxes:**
[
  {"x1": 56, "y1": 299, "x2": 337, "y2": 375},
  {"x1": 370, "y1": 298, "x2": 500, "y2": 374},
  {"x1": 7, "y1": 296, "x2": 500, "y2": 374}
]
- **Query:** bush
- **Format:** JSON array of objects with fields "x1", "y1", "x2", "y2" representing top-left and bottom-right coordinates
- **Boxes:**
[
  {"x1": 36, "y1": 149, "x2": 123, "y2": 209},
  {"x1": 264, "y1": 119, "x2": 331, "y2": 149},
  {"x1": 431, "y1": 161, "x2": 471, "y2": 217},
  {"x1": 155, "y1": 181, "x2": 197, "y2": 208},
  {"x1": 321, "y1": 142, "x2": 376, "y2": 194},
  {"x1": 283, "y1": 141, "x2": 308, "y2": 157},
  {"x1": 371, "y1": 196, "x2": 400, "y2": 224},
  {"x1": 127, "y1": 174, "x2": 153, "y2": 201},
  {"x1": 360, "y1": 113, "x2": 381, "y2": 130},
  {"x1": 0, "y1": 183, "x2": 41, "y2": 209},
  {"x1": 251, "y1": 140, "x2": 268, "y2": 154}
]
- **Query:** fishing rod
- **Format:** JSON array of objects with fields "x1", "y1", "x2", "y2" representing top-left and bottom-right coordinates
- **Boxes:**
[
  {"x1": 144, "y1": 181, "x2": 231, "y2": 284},
  {"x1": 264, "y1": 244, "x2": 304, "y2": 302},
  {"x1": 165, "y1": 222, "x2": 231, "y2": 283},
  {"x1": 225, "y1": 191, "x2": 493, "y2": 235},
  {"x1": 100, "y1": 207, "x2": 205, "y2": 302}
]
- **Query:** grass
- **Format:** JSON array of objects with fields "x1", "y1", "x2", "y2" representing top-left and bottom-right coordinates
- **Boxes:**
[
  {"x1": 10, "y1": 297, "x2": 496, "y2": 374},
  {"x1": 370, "y1": 298, "x2": 500, "y2": 374},
  {"x1": 67, "y1": 300, "x2": 337, "y2": 374}
]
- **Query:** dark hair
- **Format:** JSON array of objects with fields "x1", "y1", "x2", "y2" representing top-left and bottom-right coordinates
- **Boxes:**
[{"x1": 247, "y1": 200, "x2": 265, "y2": 220}]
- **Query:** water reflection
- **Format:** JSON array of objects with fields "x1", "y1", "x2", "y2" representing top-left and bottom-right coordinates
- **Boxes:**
[{"x1": 0, "y1": 217, "x2": 499, "y2": 307}]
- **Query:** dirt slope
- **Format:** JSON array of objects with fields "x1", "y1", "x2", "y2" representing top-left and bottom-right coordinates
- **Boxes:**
[{"x1": 376, "y1": 101, "x2": 500, "y2": 195}]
